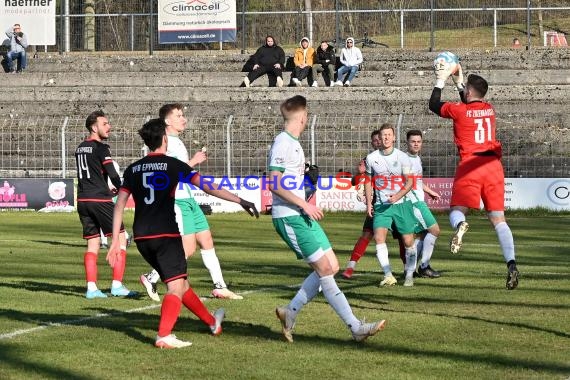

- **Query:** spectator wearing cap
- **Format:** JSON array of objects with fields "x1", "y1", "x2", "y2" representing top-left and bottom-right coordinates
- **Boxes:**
[{"x1": 5, "y1": 23, "x2": 28, "y2": 73}]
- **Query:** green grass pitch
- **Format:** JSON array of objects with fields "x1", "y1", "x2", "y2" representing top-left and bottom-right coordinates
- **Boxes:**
[{"x1": 0, "y1": 211, "x2": 569, "y2": 379}]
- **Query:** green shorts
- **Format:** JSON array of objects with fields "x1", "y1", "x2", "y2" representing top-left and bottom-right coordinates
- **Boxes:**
[
  {"x1": 372, "y1": 201, "x2": 416, "y2": 235},
  {"x1": 412, "y1": 201, "x2": 437, "y2": 233},
  {"x1": 174, "y1": 198, "x2": 210, "y2": 235},
  {"x1": 272, "y1": 215, "x2": 331, "y2": 262}
]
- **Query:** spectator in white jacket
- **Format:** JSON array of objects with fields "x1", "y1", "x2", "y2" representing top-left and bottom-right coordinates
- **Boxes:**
[
  {"x1": 5, "y1": 23, "x2": 28, "y2": 73},
  {"x1": 335, "y1": 37, "x2": 363, "y2": 87}
]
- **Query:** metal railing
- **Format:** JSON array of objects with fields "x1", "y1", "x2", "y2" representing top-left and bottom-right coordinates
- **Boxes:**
[
  {"x1": 1, "y1": 113, "x2": 567, "y2": 179},
  {"x1": 45, "y1": 5, "x2": 570, "y2": 53}
]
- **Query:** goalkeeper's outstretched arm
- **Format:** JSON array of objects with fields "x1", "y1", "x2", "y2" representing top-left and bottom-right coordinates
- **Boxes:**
[{"x1": 429, "y1": 87, "x2": 445, "y2": 116}]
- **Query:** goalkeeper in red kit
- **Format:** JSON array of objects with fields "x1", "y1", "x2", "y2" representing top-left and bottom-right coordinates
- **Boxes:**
[{"x1": 429, "y1": 60, "x2": 519, "y2": 290}]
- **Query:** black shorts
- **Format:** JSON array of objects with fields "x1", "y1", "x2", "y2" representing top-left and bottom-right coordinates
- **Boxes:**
[
  {"x1": 136, "y1": 237, "x2": 187, "y2": 283},
  {"x1": 362, "y1": 215, "x2": 373, "y2": 232},
  {"x1": 77, "y1": 201, "x2": 124, "y2": 239}
]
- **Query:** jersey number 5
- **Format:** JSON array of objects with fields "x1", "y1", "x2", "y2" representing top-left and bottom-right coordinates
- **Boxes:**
[
  {"x1": 474, "y1": 118, "x2": 492, "y2": 144},
  {"x1": 143, "y1": 172, "x2": 155, "y2": 204}
]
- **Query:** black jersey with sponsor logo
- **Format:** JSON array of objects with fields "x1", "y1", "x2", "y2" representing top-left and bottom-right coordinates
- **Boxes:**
[
  {"x1": 75, "y1": 139, "x2": 121, "y2": 201},
  {"x1": 121, "y1": 153, "x2": 197, "y2": 239}
]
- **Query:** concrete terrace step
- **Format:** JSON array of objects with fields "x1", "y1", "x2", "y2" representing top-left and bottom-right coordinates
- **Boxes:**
[
  {"x1": 0, "y1": 98, "x2": 568, "y2": 119},
  {"x1": 7, "y1": 69, "x2": 570, "y2": 87},
  {"x1": 23, "y1": 48, "x2": 570, "y2": 73},
  {"x1": 1, "y1": 84, "x2": 569, "y2": 102}
]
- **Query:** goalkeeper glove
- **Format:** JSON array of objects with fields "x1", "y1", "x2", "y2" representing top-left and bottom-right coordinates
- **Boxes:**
[
  {"x1": 452, "y1": 63, "x2": 465, "y2": 91},
  {"x1": 433, "y1": 62, "x2": 453, "y2": 88},
  {"x1": 239, "y1": 198, "x2": 259, "y2": 218}
]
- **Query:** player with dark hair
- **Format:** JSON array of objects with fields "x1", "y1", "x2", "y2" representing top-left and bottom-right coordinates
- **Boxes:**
[
  {"x1": 363, "y1": 124, "x2": 418, "y2": 287},
  {"x1": 75, "y1": 110, "x2": 135, "y2": 299},
  {"x1": 343, "y1": 129, "x2": 442, "y2": 279},
  {"x1": 140, "y1": 103, "x2": 255, "y2": 301},
  {"x1": 270, "y1": 95, "x2": 385, "y2": 343},
  {"x1": 429, "y1": 64, "x2": 519, "y2": 290},
  {"x1": 108, "y1": 118, "x2": 232, "y2": 348},
  {"x1": 341, "y1": 129, "x2": 381, "y2": 279},
  {"x1": 403, "y1": 129, "x2": 441, "y2": 277}
]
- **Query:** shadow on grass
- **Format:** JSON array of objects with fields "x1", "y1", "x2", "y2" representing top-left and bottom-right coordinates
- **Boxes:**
[
  {"x1": 0, "y1": 341, "x2": 95, "y2": 380},
  {"x1": 343, "y1": 290, "x2": 570, "y2": 340},
  {"x1": 0, "y1": 281, "x2": 145, "y2": 300},
  {"x1": 30, "y1": 240, "x2": 86, "y2": 248}
]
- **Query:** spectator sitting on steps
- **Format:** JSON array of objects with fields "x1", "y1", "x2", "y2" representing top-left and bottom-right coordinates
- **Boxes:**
[
  {"x1": 335, "y1": 37, "x2": 363, "y2": 87},
  {"x1": 5, "y1": 23, "x2": 28, "y2": 73},
  {"x1": 242, "y1": 35, "x2": 285, "y2": 88},
  {"x1": 291, "y1": 37, "x2": 316, "y2": 87},
  {"x1": 313, "y1": 40, "x2": 336, "y2": 87}
]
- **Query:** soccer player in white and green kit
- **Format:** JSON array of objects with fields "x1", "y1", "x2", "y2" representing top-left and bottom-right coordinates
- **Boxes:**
[
  {"x1": 364, "y1": 123, "x2": 418, "y2": 287},
  {"x1": 405, "y1": 130, "x2": 442, "y2": 278},
  {"x1": 269, "y1": 95, "x2": 385, "y2": 343},
  {"x1": 140, "y1": 103, "x2": 257, "y2": 301}
]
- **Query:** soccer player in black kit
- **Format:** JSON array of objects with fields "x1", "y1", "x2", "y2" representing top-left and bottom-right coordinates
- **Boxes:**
[
  {"x1": 75, "y1": 110, "x2": 135, "y2": 299},
  {"x1": 107, "y1": 118, "x2": 259, "y2": 348}
]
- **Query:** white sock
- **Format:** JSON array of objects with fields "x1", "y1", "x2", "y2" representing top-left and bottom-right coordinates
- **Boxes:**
[
  {"x1": 404, "y1": 246, "x2": 417, "y2": 277},
  {"x1": 449, "y1": 210, "x2": 466, "y2": 229},
  {"x1": 319, "y1": 274, "x2": 360, "y2": 330},
  {"x1": 375, "y1": 243, "x2": 392, "y2": 277},
  {"x1": 87, "y1": 282, "x2": 97, "y2": 291},
  {"x1": 148, "y1": 269, "x2": 161, "y2": 284},
  {"x1": 495, "y1": 222, "x2": 516, "y2": 263},
  {"x1": 289, "y1": 271, "x2": 320, "y2": 315},
  {"x1": 201, "y1": 248, "x2": 227, "y2": 289},
  {"x1": 100, "y1": 235, "x2": 108, "y2": 245},
  {"x1": 420, "y1": 233, "x2": 437, "y2": 269},
  {"x1": 415, "y1": 238, "x2": 423, "y2": 266},
  {"x1": 346, "y1": 260, "x2": 356, "y2": 269},
  {"x1": 112, "y1": 280, "x2": 122, "y2": 288}
]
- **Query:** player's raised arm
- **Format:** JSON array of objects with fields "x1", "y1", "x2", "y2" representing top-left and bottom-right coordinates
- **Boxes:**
[
  {"x1": 429, "y1": 52, "x2": 457, "y2": 115},
  {"x1": 188, "y1": 150, "x2": 207, "y2": 167},
  {"x1": 189, "y1": 173, "x2": 259, "y2": 218},
  {"x1": 452, "y1": 64, "x2": 467, "y2": 104}
]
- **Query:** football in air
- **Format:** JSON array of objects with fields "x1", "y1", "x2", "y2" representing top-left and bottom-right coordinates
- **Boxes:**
[{"x1": 433, "y1": 51, "x2": 459, "y2": 74}]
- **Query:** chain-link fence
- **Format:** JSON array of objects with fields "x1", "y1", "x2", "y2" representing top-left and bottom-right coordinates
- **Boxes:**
[
  {"x1": 45, "y1": 1, "x2": 570, "y2": 53},
  {"x1": 1, "y1": 113, "x2": 567, "y2": 179}
]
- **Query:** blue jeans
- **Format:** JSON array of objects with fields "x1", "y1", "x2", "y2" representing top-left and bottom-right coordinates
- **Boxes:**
[
  {"x1": 6, "y1": 50, "x2": 26, "y2": 71},
  {"x1": 337, "y1": 65, "x2": 358, "y2": 83}
]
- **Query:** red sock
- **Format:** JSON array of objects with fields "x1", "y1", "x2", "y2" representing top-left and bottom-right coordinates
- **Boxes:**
[
  {"x1": 350, "y1": 237, "x2": 370, "y2": 262},
  {"x1": 182, "y1": 288, "x2": 215, "y2": 326},
  {"x1": 398, "y1": 239, "x2": 406, "y2": 265},
  {"x1": 84, "y1": 252, "x2": 98, "y2": 283},
  {"x1": 158, "y1": 294, "x2": 182, "y2": 337},
  {"x1": 112, "y1": 249, "x2": 126, "y2": 281}
]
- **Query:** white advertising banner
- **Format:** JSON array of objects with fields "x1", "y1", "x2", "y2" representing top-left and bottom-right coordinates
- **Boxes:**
[
  {"x1": 504, "y1": 178, "x2": 570, "y2": 210},
  {"x1": 314, "y1": 178, "x2": 366, "y2": 212},
  {"x1": 158, "y1": 0, "x2": 236, "y2": 44},
  {"x1": 0, "y1": 0, "x2": 56, "y2": 45},
  {"x1": 179, "y1": 177, "x2": 569, "y2": 213}
]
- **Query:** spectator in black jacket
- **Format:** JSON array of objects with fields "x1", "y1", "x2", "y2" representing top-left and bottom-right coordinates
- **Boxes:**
[
  {"x1": 242, "y1": 35, "x2": 286, "y2": 87},
  {"x1": 311, "y1": 40, "x2": 336, "y2": 87}
]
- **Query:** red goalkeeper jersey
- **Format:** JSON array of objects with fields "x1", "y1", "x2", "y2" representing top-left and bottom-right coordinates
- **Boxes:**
[{"x1": 440, "y1": 100, "x2": 502, "y2": 160}]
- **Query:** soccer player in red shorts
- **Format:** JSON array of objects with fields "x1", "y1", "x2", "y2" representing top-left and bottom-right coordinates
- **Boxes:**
[{"x1": 429, "y1": 64, "x2": 519, "y2": 290}]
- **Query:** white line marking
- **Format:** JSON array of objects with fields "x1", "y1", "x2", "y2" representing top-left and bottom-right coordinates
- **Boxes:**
[{"x1": 0, "y1": 283, "x2": 302, "y2": 340}]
